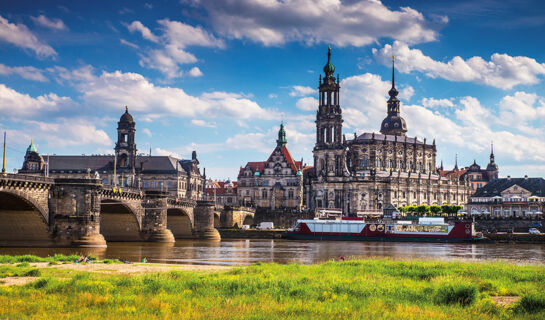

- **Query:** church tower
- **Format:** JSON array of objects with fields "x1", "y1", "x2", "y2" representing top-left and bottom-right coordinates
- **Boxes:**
[
  {"x1": 313, "y1": 46, "x2": 344, "y2": 177},
  {"x1": 380, "y1": 57, "x2": 407, "y2": 136},
  {"x1": 115, "y1": 106, "x2": 137, "y2": 171},
  {"x1": 486, "y1": 142, "x2": 499, "y2": 180}
]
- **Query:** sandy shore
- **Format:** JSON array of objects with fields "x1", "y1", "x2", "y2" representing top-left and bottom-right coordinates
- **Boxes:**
[{"x1": 3, "y1": 261, "x2": 231, "y2": 275}]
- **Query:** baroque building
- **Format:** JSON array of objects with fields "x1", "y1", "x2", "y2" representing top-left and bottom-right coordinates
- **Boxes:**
[
  {"x1": 439, "y1": 144, "x2": 499, "y2": 193},
  {"x1": 467, "y1": 177, "x2": 545, "y2": 217},
  {"x1": 305, "y1": 48, "x2": 471, "y2": 215},
  {"x1": 205, "y1": 179, "x2": 238, "y2": 206},
  {"x1": 237, "y1": 123, "x2": 305, "y2": 210},
  {"x1": 20, "y1": 107, "x2": 204, "y2": 200}
]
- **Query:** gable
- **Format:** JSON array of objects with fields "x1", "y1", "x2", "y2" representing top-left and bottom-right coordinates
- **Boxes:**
[{"x1": 501, "y1": 184, "x2": 531, "y2": 197}]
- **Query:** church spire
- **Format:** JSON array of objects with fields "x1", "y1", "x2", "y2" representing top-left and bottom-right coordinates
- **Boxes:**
[
  {"x1": 454, "y1": 153, "x2": 459, "y2": 171},
  {"x1": 388, "y1": 56, "x2": 399, "y2": 100},
  {"x1": 323, "y1": 45, "x2": 335, "y2": 79},
  {"x1": 277, "y1": 122, "x2": 287, "y2": 147},
  {"x1": 490, "y1": 141, "x2": 495, "y2": 163}
]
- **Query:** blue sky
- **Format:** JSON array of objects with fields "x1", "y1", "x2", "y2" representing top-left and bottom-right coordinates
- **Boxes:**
[{"x1": 1, "y1": 0, "x2": 545, "y2": 179}]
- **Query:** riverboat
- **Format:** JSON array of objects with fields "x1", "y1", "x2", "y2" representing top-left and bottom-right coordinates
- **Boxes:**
[{"x1": 286, "y1": 217, "x2": 485, "y2": 243}]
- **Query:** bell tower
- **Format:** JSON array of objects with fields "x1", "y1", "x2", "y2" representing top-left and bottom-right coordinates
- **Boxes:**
[
  {"x1": 115, "y1": 106, "x2": 137, "y2": 171},
  {"x1": 313, "y1": 46, "x2": 344, "y2": 178}
]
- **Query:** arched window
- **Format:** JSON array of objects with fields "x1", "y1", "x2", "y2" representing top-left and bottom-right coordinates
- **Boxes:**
[
  {"x1": 376, "y1": 158, "x2": 381, "y2": 167},
  {"x1": 360, "y1": 157, "x2": 368, "y2": 167},
  {"x1": 398, "y1": 160, "x2": 403, "y2": 170},
  {"x1": 389, "y1": 159, "x2": 394, "y2": 168}
]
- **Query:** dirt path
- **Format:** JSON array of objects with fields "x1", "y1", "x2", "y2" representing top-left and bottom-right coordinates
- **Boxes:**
[
  {"x1": 30, "y1": 262, "x2": 232, "y2": 274},
  {"x1": 0, "y1": 277, "x2": 39, "y2": 287}
]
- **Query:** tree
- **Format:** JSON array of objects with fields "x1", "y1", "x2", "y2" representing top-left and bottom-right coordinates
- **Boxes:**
[
  {"x1": 416, "y1": 205, "x2": 429, "y2": 215},
  {"x1": 430, "y1": 205, "x2": 441, "y2": 215}
]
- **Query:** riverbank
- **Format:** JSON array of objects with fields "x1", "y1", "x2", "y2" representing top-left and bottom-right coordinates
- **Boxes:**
[{"x1": 1, "y1": 256, "x2": 545, "y2": 319}]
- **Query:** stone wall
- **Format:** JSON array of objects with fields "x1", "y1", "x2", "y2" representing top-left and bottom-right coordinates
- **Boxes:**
[
  {"x1": 474, "y1": 218, "x2": 544, "y2": 233},
  {"x1": 253, "y1": 208, "x2": 316, "y2": 229}
]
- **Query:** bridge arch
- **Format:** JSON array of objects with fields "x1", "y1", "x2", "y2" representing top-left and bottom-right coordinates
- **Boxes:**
[
  {"x1": 214, "y1": 211, "x2": 220, "y2": 228},
  {"x1": 100, "y1": 199, "x2": 142, "y2": 241},
  {"x1": 0, "y1": 191, "x2": 53, "y2": 246},
  {"x1": 242, "y1": 214, "x2": 254, "y2": 227},
  {"x1": 167, "y1": 208, "x2": 193, "y2": 239}
]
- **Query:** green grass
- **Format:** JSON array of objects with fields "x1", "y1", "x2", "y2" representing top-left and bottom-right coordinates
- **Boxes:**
[
  {"x1": 0, "y1": 258, "x2": 545, "y2": 319},
  {"x1": 0, "y1": 254, "x2": 97, "y2": 264}
]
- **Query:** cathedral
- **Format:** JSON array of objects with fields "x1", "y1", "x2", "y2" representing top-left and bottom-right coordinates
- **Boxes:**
[
  {"x1": 20, "y1": 107, "x2": 204, "y2": 200},
  {"x1": 304, "y1": 48, "x2": 471, "y2": 215}
]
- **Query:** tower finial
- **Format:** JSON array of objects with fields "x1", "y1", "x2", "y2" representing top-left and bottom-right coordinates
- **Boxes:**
[
  {"x1": 391, "y1": 55, "x2": 395, "y2": 89},
  {"x1": 125, "y1": 105, "x2": 128, "y2": 112},
  {"x1": 454, "y1": 153, "x2": 458, "y2": 170}
]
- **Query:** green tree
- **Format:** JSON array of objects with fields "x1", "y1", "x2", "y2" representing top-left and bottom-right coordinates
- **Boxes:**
[
  {"x1": 416, "y1": 205, "x2": 429, "y2": 215},
  {"x1": 430, "y1": 205, "x2": 441, "y2": 216}
]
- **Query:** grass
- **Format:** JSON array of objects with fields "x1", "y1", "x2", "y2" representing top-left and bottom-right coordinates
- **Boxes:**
[
  {"x1": 0, "y1": 258, "x2": 544, "y2": 319},
  {"x1": 0, "y1": 254, "x2": 96, "y2": 264}
]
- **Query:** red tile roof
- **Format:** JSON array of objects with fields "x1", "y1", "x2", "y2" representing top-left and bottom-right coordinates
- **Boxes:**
[{"x1": 239, "y1": 145, "x2": 302, "y2": 177}]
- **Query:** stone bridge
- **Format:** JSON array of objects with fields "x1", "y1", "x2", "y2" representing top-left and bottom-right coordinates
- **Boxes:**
[{"x1": 0, "y1": 175, "x2": 219, "y2": 247}]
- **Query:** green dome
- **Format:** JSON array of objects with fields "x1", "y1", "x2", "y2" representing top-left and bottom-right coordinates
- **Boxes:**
[
  {"x1": 26, "y1": 140, "x2": 37, "y2": 153},
  {"x1": 296, "y1": 170, "x2": 302, "y2": 176},
  {"x1": 323, "y1": 46, "x2": 335, "y2": 78},
  {"x1": 254, "y1": 170, "x2": 260, "y2": 176}
]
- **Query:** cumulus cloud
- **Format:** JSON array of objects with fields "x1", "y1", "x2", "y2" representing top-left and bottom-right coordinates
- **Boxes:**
[
  {"x1": 373, "y1": 41, "x2": 545, "y2": 89},
  {"x1": 187, "y1": 66, "x2": 203, "y2": 77},
  {"x1": 71, "y1": 69, "x2": 275, "y2": 120},
  {"x1": 296, "y1": 97, "x2": 318, "y2": 111},
  {"x1": 290, "y1": 85, "x2": 315, "y2": 97},
  {"x1": 197, "y1": 0, "x2": 440, "y2": 47},
  {"x1": 127, "y1": 21, "x2": 159, "y2": 43},
  {"x1": 142, "y1": 128, "x2": 152, "y2": 137},
  {"x1": 421, "y1": 97, "x2": 454, "y2": 108},
  {"x1": 25, "y1": 119, "x2": 112, "y2": 147},
  {"x1": 0, "y1": 63, "x2": 48, "y2": 81},
  {"x1": 191, "y1": 119, "x2": 216, "y2": 128},
  {"x1": 0, "y1": 84, "x2": 73, "y2": 117},
  {"x1": 497, "y1": 92, "x2": 545, "y2": 135},
  {"x1": 127, "y1": 19, "x2": 224, "y2": 78},
  {"x1": 0, "y1": 15, "x2": 57, "y2": 58},
  {"x1": 31, "y1": 15, "x2": 67, "y2": 30}
]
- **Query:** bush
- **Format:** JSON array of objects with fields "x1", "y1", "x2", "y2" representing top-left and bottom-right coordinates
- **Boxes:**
[
  {"x1": 16, "y1": 262, "x2": 30, "y2": 268},
  {"x1": 516, "y1": 293, "x2": 545, "y2": 313},
  {"x1": 433, "y1": 282, "x2": 478, "y2": 306},
  {"x1": 24, "y1": 269, "x2": 41, "y2": 277}
]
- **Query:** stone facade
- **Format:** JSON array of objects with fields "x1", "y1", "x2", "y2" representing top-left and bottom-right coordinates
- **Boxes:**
[
  {"x1": 20, "y1": 108, "x2": 204, "y2": 201},
  {"x1": 305, "y1": 49, "x2": 471, "y2": 216},
  {"x1": 237, "y1": 123, "x2": 305, "y2": 210},
  {"x1": 467, "y1": 177, "x2": 545, "y2": 217},
  {"x1": 205, "y1": 179, "x2": 238, "y2": 206}
]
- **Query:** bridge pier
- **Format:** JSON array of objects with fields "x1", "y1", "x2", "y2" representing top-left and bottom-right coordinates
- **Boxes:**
[
  {"x1": 49, "y1": 178, "x2": 107, "y2": 248},
  {"x1": 141, "y1": 191, "x2": 175, "y2": 243},
  {"x1": 193, "y1": 200, "x2": 221, "y2": 240}
]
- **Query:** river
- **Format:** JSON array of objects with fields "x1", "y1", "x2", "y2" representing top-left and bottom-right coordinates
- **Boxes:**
[{"x1": 1, "y1": 240, "x2": 544, "y2": 265}]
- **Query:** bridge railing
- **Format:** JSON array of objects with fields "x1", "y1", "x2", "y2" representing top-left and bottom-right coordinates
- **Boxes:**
[{"x1": 0, "y1": 173, "x2": 54, "y2": 184}]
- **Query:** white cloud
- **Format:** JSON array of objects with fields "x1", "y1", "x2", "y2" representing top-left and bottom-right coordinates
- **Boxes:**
[
  {"x1": 31, "y1": 15, "x2": 67, "y2": 31},
  {"x1": 290, "y1": 85, "x2": 315, "y2": 97},
  {"x1": 153, "y1": 147, "x2": 181, "y2": 158},
  {"x1": 120, "y1": 39, "x2": 139, "y2": 49},
  {"x1": 373, "y1": 41, "x2": 545, "y2": 89},
  {"x1": 399, "y1": 85, "x2": 414, "y2": 101},
  {"x1": 268, "y1": 93, "x2": 278, "y2": 99},
  {"x1": 22, "y1": 118, "x2": 112, "y2": 147},
  {"x1": 127, "y1": 21, "x2": 159, "y2": 43},
  {"x1": 191, "y1": 119, "x2": 216, "y2": 128},
  {"x1": 142, "y1": 128, "x2": 152, "y2": 137},
  {"x1": 421, "y1": 97, "x2": 454, "y2": 108},
  {"x1": 0, "y1": 15, "x2": 57, "y2": 58},
  {"x1": 128, "y1": 19, "x2": 224, "y2": 78},
  {"x1": 497, "y1": 91, "x2": 545, "y2": 135},
  {"x1": 296, "y1": 97, "x2": 318, "y2": 111},
  {"x1": 187, "y1": 66, "x2": 203, "y2": 77},
  {"x1": 0, "y1": 84, "x2": 73, "y2": 117},
  {"x1": 0, "y1": 64, "x2": 48, "y2": 81},
  {"x1": 75, "y1": 70, "x2": 275, "y2": 120},
  {"x1": 198, "y1": 0, "x2": 441, "y2": 47}
]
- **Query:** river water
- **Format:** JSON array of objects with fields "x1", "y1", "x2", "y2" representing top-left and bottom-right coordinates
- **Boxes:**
[{"x1": 1, "y1": 240, "x2": 544, "y2": 265}]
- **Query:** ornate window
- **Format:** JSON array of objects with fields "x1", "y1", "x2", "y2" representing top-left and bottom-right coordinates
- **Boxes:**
[{"x1": 360, "y1": 157, "x2": 368, "y2": 167}]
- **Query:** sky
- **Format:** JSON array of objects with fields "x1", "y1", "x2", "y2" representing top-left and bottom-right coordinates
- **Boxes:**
[{"x1": 1, "y1": 0, "x2": 545, "y2": 180}]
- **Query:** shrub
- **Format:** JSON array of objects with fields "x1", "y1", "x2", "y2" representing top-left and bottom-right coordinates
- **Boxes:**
[
  {"x1": 16, "y1": 262, "x2": 30, "y2": 268},
  {"x1": 433, "y1": 282, "x2": 478, "y2": 306},
  {"x1": 516, "y1": 293, "x2": 545, "y2": 313},
  {"x1": 24, "y1": 269, "x2": 41, "y2": 277}
]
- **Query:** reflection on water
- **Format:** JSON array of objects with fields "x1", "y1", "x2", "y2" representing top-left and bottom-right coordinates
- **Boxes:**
[{"x1": 0, "y1": 240, "x2": 544, "y2": 265}]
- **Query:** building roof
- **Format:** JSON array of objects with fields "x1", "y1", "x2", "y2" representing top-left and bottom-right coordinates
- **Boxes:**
[
  {"x1": 26, "y1": 141, "x2": 38, "y2": 153},
  {"x1": 472, "y1": 177, "x2": 545, "y2": 197},
  {"x1": 47, "y1": 155, "x2": 194, "y2": 175},
  {"x1": 351, "y1": 132, "x2": 428, "y2": 146},
  {"x1": 439, "y1": 168, "x2": 467, "y2": 180},
  {"x1": 205, "y1": 180, "x2": 237, "y2": 195},
  {"x1": 239, "y1": 145, "x2": 302, "y2": 177},
  {"x1": 119, "y1": 106, "x2": 134, "y2": 123}
]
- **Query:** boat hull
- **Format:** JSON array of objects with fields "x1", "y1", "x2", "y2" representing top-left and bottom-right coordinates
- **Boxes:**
[{"x1": 285, "y1": 232, "x2": 485, "y2": 243}]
